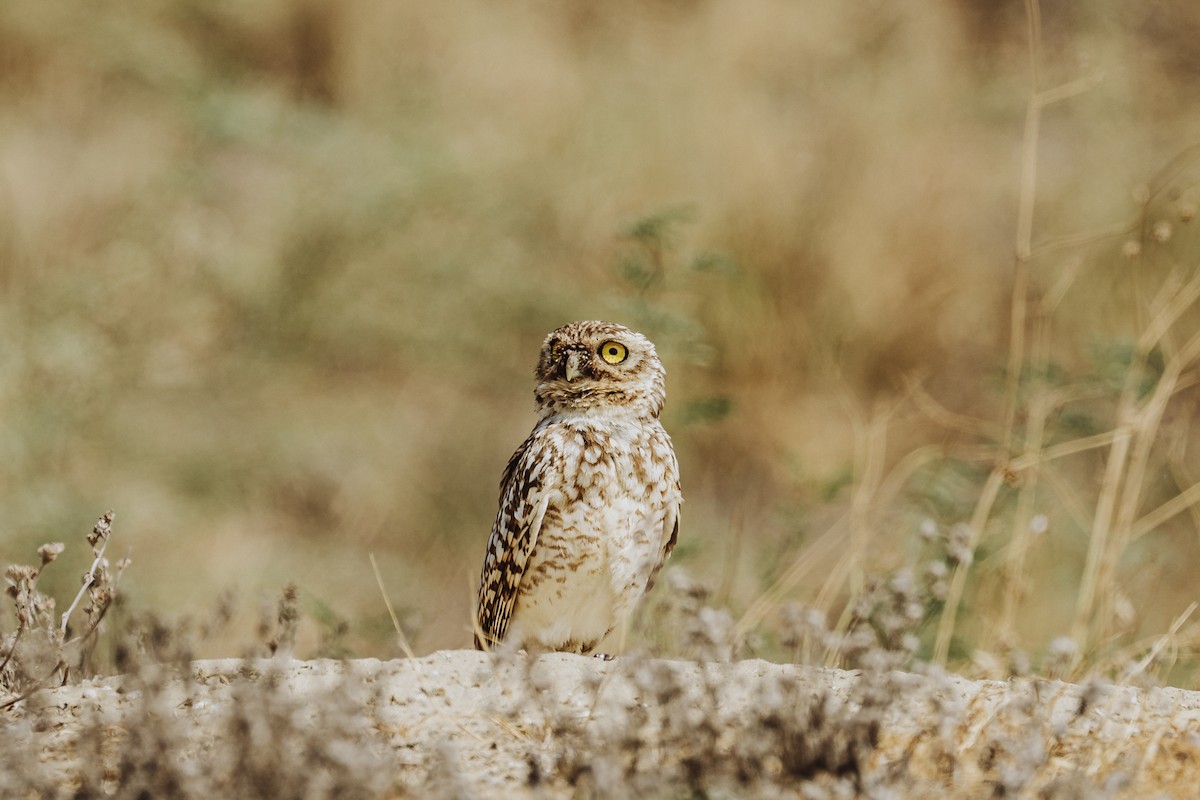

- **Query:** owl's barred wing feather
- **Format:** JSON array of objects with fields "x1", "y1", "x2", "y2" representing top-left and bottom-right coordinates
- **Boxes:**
[
  {"x1": 474, "y1": 435, "x2": 557, "y2": 650},
  {"x1": 645, "y1": 500, "x2": 680, "y2": 594}
]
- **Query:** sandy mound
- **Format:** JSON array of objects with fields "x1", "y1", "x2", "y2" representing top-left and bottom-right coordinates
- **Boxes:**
[{"x1": 5, "y1": 650, "x2": 1200, "y2": 797}]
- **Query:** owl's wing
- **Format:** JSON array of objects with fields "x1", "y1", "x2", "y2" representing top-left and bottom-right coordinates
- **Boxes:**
[
  {"x1": 643, "y1": 499, "x2": 680, "y2": 594},
  {"x1": 474, "y1": 434, "x2": 555, "y2": 650},
  {"x1": 644, "y1": 460, "x2": 682, "y2": 594}
]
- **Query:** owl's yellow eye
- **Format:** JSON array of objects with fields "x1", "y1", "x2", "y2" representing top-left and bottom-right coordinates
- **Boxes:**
[{"x1": 598, "y1": 341, "x2": 628, "y2": 365}]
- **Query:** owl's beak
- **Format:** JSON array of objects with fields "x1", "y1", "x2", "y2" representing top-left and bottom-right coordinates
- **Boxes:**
[{"x1": 564, "y1": 350, "x2": 587, "y2": 382}]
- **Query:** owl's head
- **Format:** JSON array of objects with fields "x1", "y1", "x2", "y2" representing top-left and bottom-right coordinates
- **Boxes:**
[{"x1": 533, "y1": 320, "x2": 666, "y2": 419}]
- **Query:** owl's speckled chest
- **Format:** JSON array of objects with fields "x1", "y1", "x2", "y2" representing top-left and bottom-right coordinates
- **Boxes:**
[{"x1": 506, "y1": 412, "x2": 680, "y2": 652}]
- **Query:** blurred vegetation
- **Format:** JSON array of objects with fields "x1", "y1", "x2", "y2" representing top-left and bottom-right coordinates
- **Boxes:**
[{"x1": 3, "y1": 0, "x2": 1200, "y2": 680}]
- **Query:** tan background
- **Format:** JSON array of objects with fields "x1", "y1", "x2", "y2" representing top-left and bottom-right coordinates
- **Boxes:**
[{"x1": 3, "y1": 1, "x2": 1200, "y2": 673}]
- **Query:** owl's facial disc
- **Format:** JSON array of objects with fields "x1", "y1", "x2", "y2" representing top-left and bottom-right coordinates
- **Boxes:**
[{"x1": 534, "y1": 321, "x2": 665, "y2": 419}]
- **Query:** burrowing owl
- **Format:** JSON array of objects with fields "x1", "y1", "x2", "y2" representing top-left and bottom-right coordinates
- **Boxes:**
[{"x1": 474, "y1": 320, "x2": 682, "y2": 654}]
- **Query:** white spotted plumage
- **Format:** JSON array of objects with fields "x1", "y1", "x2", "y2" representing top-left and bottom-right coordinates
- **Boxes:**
[{"x1": 475, "y1": 321, "x2": 681, "y2": 654}]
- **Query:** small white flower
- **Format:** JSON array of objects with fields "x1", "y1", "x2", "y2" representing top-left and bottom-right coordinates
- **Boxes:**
[{"x1": 918, "y1": 518, "x2": 938, "y2": 541}]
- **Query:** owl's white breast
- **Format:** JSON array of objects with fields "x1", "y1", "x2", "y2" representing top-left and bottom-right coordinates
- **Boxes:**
[{"x1": 505, "y1": 409, "x2": 680, "y2": 652}]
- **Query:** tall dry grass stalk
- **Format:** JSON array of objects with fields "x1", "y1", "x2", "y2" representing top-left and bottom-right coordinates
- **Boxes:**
[{"x1": 727, "y1": 0, "x2": 1200, "y2": 683}]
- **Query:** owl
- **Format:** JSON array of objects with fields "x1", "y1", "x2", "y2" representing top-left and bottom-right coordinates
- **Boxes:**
[{"x1": 474, "y1": 320, "x2": 682, "y2": 654}]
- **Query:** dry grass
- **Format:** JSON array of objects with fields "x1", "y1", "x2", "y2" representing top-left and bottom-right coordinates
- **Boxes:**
[
  {"x1": 2, "y1": 0, "x2": 1200, "y2": 685},
  {"x1": 2, "y1": 514, "x2": 1200, "y2": 796}
]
